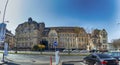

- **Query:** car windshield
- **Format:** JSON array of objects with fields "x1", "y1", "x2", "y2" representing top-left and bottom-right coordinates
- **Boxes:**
[{"x1": 98, "y1": 54, "x2": 112, "y2": 58}]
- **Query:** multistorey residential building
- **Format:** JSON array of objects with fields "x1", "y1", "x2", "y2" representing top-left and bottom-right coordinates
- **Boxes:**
[
  {"x1": 88, "y1": 29, "x2": 108, "y2": 51},
  {"x1": 0, "y1": 29, "x2": 15, "y2": 50},
  {"x1": 5, "y1": 29, "x2": 15, "y2": 49},
  {"x1": 15, "y1": 18, "x2": 108, "y2": 51}
]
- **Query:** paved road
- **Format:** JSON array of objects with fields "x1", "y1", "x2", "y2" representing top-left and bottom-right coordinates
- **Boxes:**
[
  {"x1": 62, "y1": 61, "x2": 85, "y2": 65},
  {"x1": 0, "y1": 53, "x2": 85, "y2": 65}
]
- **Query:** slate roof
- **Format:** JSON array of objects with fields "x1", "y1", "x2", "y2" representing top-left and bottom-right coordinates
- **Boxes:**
[{"x1": 42, "y1": 27, "x2": 86, "y2": 37}]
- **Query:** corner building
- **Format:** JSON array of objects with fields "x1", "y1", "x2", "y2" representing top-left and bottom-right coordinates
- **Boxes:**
[{"x1": 15, "y1": 18, "x2": 45, "y2": 50}]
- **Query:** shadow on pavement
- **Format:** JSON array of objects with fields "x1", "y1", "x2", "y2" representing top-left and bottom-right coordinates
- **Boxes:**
[
  {"x1": 62, "y1": 62, "x2": 74, "y2": 65},
  {"x1": 62, "y1": 61, "x2": 83, "y2": 65},
  {"x1": 2, "y1": 62, "x2": 20, "y2": 65}
]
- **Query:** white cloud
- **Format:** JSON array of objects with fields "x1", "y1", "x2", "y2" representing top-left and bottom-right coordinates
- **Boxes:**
[
  {"x1": 107, "y1": 0, "x2": 120, "y2": 42},
  {"x1": 0, "y1": 0, "x2": 23, "y2": 34}
]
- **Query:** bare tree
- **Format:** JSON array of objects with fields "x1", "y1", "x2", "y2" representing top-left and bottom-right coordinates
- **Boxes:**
[{"x1": 112, "y1": 39, "x2": 120, "y2": 48}]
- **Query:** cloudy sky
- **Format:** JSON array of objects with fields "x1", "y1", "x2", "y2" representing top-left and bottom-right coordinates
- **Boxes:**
[{"x1": 0, "y1": 0, "x2": 120, "y2": 42}]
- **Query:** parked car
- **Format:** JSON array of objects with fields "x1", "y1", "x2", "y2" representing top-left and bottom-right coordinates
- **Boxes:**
[
  {"x1": 105, "y1": 52, "x2": 120, "y2": 61},
  {"x1": 63, "y1": 49, "x2": 72, "y2": 52},
  {"x1": 80, "y1": 50, "x2": 89, "y2": 53},
  {"x1": 89, "y1": 50, "x2": 99, "y2": 53},
  {"x1": 83, "y1": 53, "x2": 119, "y2": 65},
  {"x1": 71, "y1": 50, "x2": 80, "y2": 53}
]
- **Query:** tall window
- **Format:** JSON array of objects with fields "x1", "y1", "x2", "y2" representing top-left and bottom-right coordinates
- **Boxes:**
[
  {"x1": 102, "y1": 32, "x2": 106, "y2": 38},
  {"x1": 103, "y1": 40, "x2": 106, "y2": 43}
]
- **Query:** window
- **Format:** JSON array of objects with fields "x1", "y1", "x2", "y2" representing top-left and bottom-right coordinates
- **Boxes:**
[
  {"x1": 103, "y1": 40, "x2": 106, "y2": 43},
  {"x1": 102, "y1": 32, "x2": 106, "y2": 38}
]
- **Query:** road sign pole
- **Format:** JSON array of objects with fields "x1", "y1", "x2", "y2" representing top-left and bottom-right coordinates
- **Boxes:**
[
  {"x1": 53, "y1": 41, "x2": 58, "y2": 52},
  {"x1": 55, "y1": 46, "x2": 56, "y2": 52}
]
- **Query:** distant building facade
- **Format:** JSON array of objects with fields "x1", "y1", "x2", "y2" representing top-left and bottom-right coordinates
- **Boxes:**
[
  {"x1": 15, "y1": 18, "x2": 108, "y2": 51},
  {"x1": 5, "y1": 29, "x2": 15, "y2": 49},
  {"x1": 89, "y1": 29, "x2": 108, "y2": 51},
  {"x1": 0, "y1": 29, "x2": 15, "y2": 50}
]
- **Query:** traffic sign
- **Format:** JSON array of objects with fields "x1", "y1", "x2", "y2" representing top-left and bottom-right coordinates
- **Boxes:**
[
  {"x1": 0, "y1": 23, "x2": 6, "y2": 42},
  {"x1": 53, "y1": 41, "x2": 58, "y2": 47}
]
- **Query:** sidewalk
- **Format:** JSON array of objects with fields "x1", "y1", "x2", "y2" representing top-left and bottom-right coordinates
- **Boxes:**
[
  {"x1": 0, "y1": 58, "x2": 5, "y2": 64},
  {"x1": 5, "y1": 57, "x2": 57, "y2": 65},
  {"x1": 0, "y1": 61, "x2": 4, "y2": 64}
]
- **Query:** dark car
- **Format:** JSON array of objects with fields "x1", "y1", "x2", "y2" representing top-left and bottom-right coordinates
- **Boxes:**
[
  {"x1": 105, "y1": 52, "x2": 120, "y2": 61},
  {"x1": 83, "y1": 53, "x2": 119, "y2": 65}
]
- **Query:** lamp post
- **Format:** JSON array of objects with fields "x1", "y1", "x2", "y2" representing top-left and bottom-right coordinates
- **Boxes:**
[
  {"x1": 1, "y1": 0, "x2": 9, "y2": 62},
  {"x1": 2, "y1": 0, "x2": 9, "y2": 23}
]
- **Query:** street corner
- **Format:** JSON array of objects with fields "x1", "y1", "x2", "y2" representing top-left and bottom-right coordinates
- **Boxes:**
[
  {"x1": 0, "y1": 61, "x2": 10, "y2": 65},
  {"x1": 0, "y1": 61, "x2": 4, "y2": 64}
]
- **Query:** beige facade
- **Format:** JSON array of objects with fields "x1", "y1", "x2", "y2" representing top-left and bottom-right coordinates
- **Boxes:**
[
  {"x1": 42, "y1": 27, "x2": 88, "y2": 50},
  {"x1": 0, "y1": 29, "x2": 15, "y2": 50},
  {"x1": 99, "y1": 29, "x2": 108, "y2": 50},
  {"x1": 15, "y1": 18, "x2": 45, "y2": 50},
  {"x1": 15, "y1": 18, "x2": 108, "y2": 50},
  {"x1": 5, "y1": 30, "x2": 15, "y2": 49},
  {"x1": 89, "y1": 29, "x2": 108, "y2": 51}
]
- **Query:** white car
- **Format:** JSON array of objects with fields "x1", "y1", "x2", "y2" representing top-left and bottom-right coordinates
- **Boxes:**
[
  {"x1": 63, "y1": 49, "x2": 72, "y2": 52},
  {"x1": 80, "y1": 50, "x2": 89, "y2": 53}
]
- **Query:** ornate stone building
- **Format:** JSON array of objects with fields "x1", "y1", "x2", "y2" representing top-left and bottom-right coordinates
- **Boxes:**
[
  {"x1": 15, "y1": 17, "x2": 45, "y2": 50},
  {"x1": 15, "y1": 18, "x2": 108, "y2": 51},
  {"x1": 42, "y1": 27, "x2": 88, "y2": 50},
  {"x1": 88, "y1": 29, "x2": 108, "y2": 51}
]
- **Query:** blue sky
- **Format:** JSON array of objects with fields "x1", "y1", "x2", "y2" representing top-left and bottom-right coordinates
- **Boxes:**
[{"x1": 0, "y1": 0, "x2": 120, "y2": 42}]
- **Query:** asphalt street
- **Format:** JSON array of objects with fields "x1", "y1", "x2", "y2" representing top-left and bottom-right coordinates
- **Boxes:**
[{"x1": 0, "y1": 53, "x2": 84, "y2": 65}]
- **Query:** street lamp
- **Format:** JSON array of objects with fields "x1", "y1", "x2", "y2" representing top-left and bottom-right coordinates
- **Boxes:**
[
  {"x1": 2, "y1": 0, "x2": 9, "y2": 23},
  {"x1": 1, "y1": 0, "x2": 9, "y2": 62}
]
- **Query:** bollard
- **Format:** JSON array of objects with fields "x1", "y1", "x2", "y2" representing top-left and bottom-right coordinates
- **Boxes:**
[{"x1": 50, "y1": 56, "x2": 52, "y2": 65}]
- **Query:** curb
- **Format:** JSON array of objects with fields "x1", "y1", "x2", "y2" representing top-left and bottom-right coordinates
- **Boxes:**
[
  {"x1": 0, "y1": 62, "x2": 4, "y2": 64},
  {"x1": 65, "y1": 60, "x2": 83, "y2": 62},
  {"x1": 61, "y1": 60, "x2": 83, "y2": 65},
  {"x1": 5, "y1": 58, "x2": 13, "y2": 62},
  {"x1": 0, "y1": 61, "x2": 8, "y2": 64}
]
